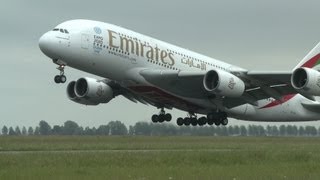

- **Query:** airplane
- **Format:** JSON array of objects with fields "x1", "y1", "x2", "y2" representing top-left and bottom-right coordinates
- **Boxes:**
[{"x1": 39, "y1": 19, "x2": 320, "y2": 126}]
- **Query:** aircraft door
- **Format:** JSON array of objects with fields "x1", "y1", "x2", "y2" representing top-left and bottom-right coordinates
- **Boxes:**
[{"x1": 81, "y1": 34, "x2": 90, "y2": 49}]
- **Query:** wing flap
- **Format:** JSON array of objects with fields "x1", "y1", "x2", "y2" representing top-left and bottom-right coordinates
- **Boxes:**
[{"x1": 140, "y1": 69, "x2": 207, "y2": 98}]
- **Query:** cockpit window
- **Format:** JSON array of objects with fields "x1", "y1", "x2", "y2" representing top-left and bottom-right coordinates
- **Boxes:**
[{"x1": 52, "y1": 28, "x2": 69, "y2": 34}]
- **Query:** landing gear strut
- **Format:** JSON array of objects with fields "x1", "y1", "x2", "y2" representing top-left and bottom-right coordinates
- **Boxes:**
[
  {"x1": 54, "y1": 64, "x2": 67, "y2": 84},
  {"x1": 151, "y1": 108, "x2": 172, "y2": 123}
]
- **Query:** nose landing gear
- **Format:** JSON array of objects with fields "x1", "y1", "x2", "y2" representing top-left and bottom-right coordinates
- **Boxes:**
[{"x1": 54, "y1": 64, "x2": 67, "y2": 84}]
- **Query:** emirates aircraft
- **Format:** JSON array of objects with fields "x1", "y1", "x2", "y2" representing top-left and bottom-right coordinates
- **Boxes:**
[{"x1": 39, "y1": 19, "x2": 320, "y2": 126}]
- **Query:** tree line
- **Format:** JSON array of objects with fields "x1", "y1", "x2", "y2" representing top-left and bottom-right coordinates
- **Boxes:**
[{"x1": 1, "y1": 120, "x2": 320, "y2": 137}]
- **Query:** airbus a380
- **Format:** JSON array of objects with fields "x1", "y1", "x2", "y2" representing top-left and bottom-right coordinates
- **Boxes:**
[{"x1": 39, "y1": 19, "x2": 320, "y2": 126}]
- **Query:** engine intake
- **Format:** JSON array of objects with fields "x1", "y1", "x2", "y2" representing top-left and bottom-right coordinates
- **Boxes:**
[
  {"x1": 66, "y1": 77, "x2": 114, "y2": 105},
  {"x1": 291, "y1": 67, "x2": 320, "y2": 96},
  {"x1": 203, "y1": 69, "x2": 245, "y2": 97}
]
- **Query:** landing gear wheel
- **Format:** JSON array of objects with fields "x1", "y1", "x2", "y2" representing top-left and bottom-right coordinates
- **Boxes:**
[
  {"x1": 54, "y1": 75, "x2": 61, "y2": 83},
  {"x1": 152, "y1": 115, "x2": 159, "y2": 123},
  {"x1": 198, "y1": 117, "x2": 207, "y2": 126},
  {"x1": 207, "y1": 119, "x2": 214, "y2": 125},
  {"x1": 177, "y1": 118, "x2": 184, "y2": 126},
  {"x1": 60, "y1": 75, "x2": 67, "y2": 83},
  {"x1": 158, "y1": 114, "x2": 165, "y2": 123},
  {"x1": 184, "y1": 118, "x2": 191, "y2": 126},
  {"x1": 191, "y1": 118, "x2": 198, "y2": 126},
  {"x1": 165, "y1": 114, "x2": 172, "y2": 122},
  {"x1": 221, "y1": 118, "x2": 228, "y2": 126}
]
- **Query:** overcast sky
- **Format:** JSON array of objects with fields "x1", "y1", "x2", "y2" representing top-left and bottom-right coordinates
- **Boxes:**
[{"x1": 2, "y1": 0, "x2": 320, "y2": 128}]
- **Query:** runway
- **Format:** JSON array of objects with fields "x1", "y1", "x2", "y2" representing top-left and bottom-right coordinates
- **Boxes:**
[{"x1": 0, "y1": 148, "x2": 237, "y2": 154}]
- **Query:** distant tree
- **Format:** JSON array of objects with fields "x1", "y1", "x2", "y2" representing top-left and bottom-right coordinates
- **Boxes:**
[
  {"x1": 233, "y1": 125, "x2": 240, "y2": 136},
  {"x1": 298, "y1": 126, "x2": 305, "y2": 136},
  {"x1": 150, "y1": 123, "x2": 177, "y2": 136},
  {"x1": 257, "y1": 126, "x2": 266, "y2": 136},
  {"x1": 27, "y1": 127, "x2": 34, "y2": 135},
  {"x1": 34, "y1": 127, "x2": 40, "y2": 135},
  {"x1": 84, "y1": 127, "x2": 95, "y2": 135},
  {"x1": 15, "y1": 126, "x2": 21, "y2": 135},
  {"x1": 228, "y1": 126, "x2": 234, "y2": 136},
  {"x1": 134, "y1": 122, "x2": 152, "y2": 135},
  {"x1": 21, "y1": 126, "x2": 27, "y2": 136},
  {"x1": 271, "y1": 126, "x2": 279, "y2": 136},
  {"x1": 39, "y1": 120, "x2": 51, "y2": 135},
  {"x1": 266, "y1": 126, "x2": 272, "y2": 136},
  {"x1": 8, "y1": 127, "x2": 15, "y2": 135},
  {"x1": 219, "y1": 127, "x2": 228, "y2": 136},
  {"x1": 108, "y1": 121, "x2": 127, "y2": 135},
  {"x1": 52, "y1": 125, "x2": 63, "y2": 135},
  {"x1": 128, "y1": 125, "x2": 134, "y2": 135},
  {"x1": 63, "y1": 120, "x2": 79, "y2": 135},
  {"x1": 248, "y1": 125, "x2": 255, "y2": 136},
  {"x1": 240, "y1": 125, "x2": 247, "y2": 136},
  {"x1": 74, "y1": 127, "x2": 84, "y2": 135},
  {"x1": 279, "y1": 125, "x2": 286, "y2": 136},
  {"x1": 292, "y1": 126, "x2": 298, "y2": 136},
  {"x1": 305, "y1": 126, "x2": 317, "y2": 136},
  {"x1": 2, "y1": 126, "x2": 8, "y2": 136},
  {"x1": 97, "y1": 125, "x2": 110, "y2": 135}
]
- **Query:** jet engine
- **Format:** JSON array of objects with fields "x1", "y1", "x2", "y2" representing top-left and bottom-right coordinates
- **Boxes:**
[
  {"x1": 66, "y1": 77, "x2": 114, "y2": 105},
  {"x1": 291, "y1": 67, "x2": 320, "y2": 96},
  {"x1": 203, "y1": 69, "x2": 245, "y2": 97}
]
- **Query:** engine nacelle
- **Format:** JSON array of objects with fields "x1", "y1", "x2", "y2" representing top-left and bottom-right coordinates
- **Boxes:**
[
  {"x1": 66, "y1": 77, "x2": 114, "y2": 105},
  {"x1": 203, "y1": 69, "x2": 245, "y2": 97},
  {"x1": 291, "y1": 67, "x2": 320, "y2": 96}
]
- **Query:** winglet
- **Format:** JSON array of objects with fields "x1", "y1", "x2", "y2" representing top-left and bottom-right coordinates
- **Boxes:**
[{"x1": 294, "y1": 42, "x2": 320, "y2": 69}]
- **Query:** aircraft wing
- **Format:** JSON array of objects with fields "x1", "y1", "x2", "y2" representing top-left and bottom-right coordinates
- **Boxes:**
[{"x1": 139, "y1": 69, "x2": 296, "y2": 108}]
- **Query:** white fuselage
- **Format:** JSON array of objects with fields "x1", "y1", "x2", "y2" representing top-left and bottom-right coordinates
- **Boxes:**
[{"x1": 39, "y1": 19, "x2": 320, "y2": 122}]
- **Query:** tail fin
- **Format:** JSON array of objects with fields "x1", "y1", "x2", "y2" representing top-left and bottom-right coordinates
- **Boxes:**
[{"x1": 294, "y1": 42, "x2": 320, "y2": 69}]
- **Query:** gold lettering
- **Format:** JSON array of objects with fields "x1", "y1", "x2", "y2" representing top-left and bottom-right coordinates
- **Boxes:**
[
  {"x1": 160, "y1": 50, "x2": 168, "y2": 64},
  {"x1": 168, "y1": 53, "x2": 175, "y2": 66},
  {"x1": 135, "y1": 41, "x2": 140, "y2": 56},
  {"x1": 154, "y1": 46, "x2": 160, "y2": 61},
  {"x1": 146, "y1": 45, "x2": 154, "y2": 60},
  {"x1": 140, "y1": 42, "x2": 147, "y2": 57},
  {"x1": 108, "y1": 30, "x2": 119, "y2": 48},
  {"x1": 120, "y1": 37, "x2": 135, "y2": 54}
]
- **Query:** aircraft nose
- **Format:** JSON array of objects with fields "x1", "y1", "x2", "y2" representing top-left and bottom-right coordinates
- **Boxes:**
[{"x1": 39, "y1": 32, "x2": 57, "y2": 59}]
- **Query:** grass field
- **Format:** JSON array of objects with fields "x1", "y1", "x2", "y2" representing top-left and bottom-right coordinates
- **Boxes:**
[{"x1": 0, "y1": 136, "x2": 319, "y2": 180}]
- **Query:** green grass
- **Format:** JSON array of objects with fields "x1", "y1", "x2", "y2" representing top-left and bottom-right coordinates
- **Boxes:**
[{"x1": 0, "y1": 136, "x2": 319, "y2": 179}]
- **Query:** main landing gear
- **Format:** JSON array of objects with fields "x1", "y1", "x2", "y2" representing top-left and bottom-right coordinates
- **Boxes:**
[
  {"x1": 54, "y1": 64, "x2": 67, "y2": 84},
  {"x1": 151, "y1": 108, "x2": 172, "y2": 123},
  {"x1": 176, "y1": 112, "x2": 228, "y2": 127},
  {"x1": 150, "y1": 109, "x2": 229, "y2": 127}
]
